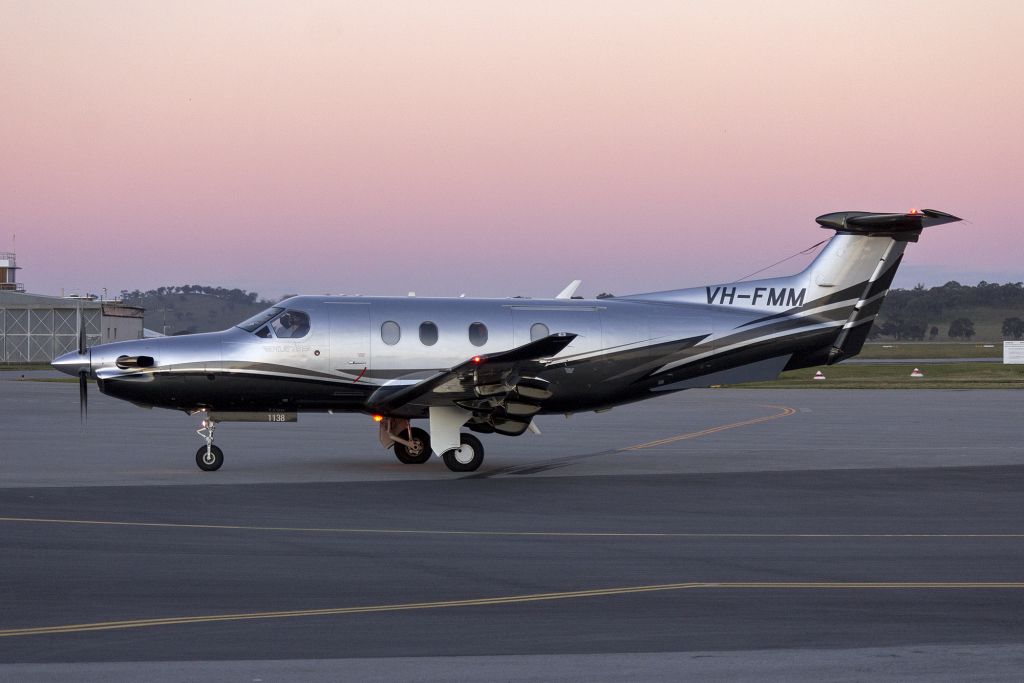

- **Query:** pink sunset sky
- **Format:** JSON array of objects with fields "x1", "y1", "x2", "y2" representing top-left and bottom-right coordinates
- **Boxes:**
[{"x1": 2, "y1": 1, "x2": 1022, "y2": 300}]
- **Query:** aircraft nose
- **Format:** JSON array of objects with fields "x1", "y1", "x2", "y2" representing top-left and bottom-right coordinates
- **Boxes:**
[{"x1": 52, "y1": 350, "x2": 91, "y2": 377}]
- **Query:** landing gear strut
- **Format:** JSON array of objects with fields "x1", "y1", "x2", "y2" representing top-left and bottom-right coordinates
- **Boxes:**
[{"x1": 195, "y1": 418, "x2": 224, "y2": 471}]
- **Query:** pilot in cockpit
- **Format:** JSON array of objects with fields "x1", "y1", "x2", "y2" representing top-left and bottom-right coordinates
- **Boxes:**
[
  {"x1": 275, "y1": 313, "x2": 295, "y2": 338},
  {"x1": 272, "y1": 311, "x2": 309, "y2": 338}
]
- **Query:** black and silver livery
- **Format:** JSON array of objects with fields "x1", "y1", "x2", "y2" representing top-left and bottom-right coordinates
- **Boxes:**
[{"x1": 52, "y1": 209, "x2": 961, "y2": 473}]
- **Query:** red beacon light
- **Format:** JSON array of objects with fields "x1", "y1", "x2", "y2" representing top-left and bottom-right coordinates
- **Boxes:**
[
  {"x1": 909, "y1": 208, "x2": 920, "y2": 214},
  {"x1": 471, "y1": 356, "x2": 484, "y2": 364},
  {"x1": 372, "y1": 414, "x2": 384, "y2": 422}
]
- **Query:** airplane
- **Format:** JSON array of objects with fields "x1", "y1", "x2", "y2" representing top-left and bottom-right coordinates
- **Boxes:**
[{"x1": 53, "y1": 209, "x2": 960, "y2": 473}]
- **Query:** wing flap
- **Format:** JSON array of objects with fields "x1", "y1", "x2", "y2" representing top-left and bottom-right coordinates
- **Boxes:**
[{"x1": 367, "y1": 333, "x2": 576, "y2": 413}]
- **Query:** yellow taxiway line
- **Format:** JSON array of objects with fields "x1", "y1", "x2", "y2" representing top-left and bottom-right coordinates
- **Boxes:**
[
  {"x1": 620, "y1": 403, "x2": 797, "y2": 451},
  {"x1": 3, "y1": 581, "x2": 1024, "y2": 638}
]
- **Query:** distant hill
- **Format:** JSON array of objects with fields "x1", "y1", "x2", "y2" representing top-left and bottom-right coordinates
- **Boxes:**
[
  {"x1": 119, "y1": 286, "x2": 278, "y2": 335},
  {"x1": 874, "y1": 281, "x2": 1024, "y2": 342}
]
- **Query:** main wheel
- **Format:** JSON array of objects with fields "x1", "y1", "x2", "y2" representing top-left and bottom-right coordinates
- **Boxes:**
[
  {"x1": 394, "y1": 427, "x2": 432, "y2": 464},
  {"x1": 441, "y1": 433, "x2": 484, "y2": 472},
  {"x1": 196, "y1": 445, "x2": 224, "y2": 471}
]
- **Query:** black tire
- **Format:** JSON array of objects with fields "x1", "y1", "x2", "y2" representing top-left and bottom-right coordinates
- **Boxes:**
[
  {"x1": 394, "y1": 427, "x2": 432, "y2": 464},
  {"x1": 441, "y1": 433, "x2": 484, "y2": 472},
  {"x1": 196, "y1": 445, "x2": 224, "y2": 471}
]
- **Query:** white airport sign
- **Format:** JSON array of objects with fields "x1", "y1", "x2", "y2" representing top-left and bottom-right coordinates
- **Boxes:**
[{"x1": 1003, "y1": 341, "x2": 1024, "y2": 364}]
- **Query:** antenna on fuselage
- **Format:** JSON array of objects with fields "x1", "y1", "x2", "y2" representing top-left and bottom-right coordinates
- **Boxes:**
[{"x1": 556, "y1": 280, "x2": 582, "y2": 299}]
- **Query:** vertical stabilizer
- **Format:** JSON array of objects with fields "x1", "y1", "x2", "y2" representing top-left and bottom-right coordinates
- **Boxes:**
[{"x1": 624, "y1": 209, "x2": 961, "y2": 365}]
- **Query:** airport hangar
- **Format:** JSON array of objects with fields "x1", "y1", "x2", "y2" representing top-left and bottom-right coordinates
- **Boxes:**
[{"x1": 0, "y1": 252, "x2": 144, "y2": 364}]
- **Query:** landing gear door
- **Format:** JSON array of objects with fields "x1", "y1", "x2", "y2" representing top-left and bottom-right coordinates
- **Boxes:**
[{"x1": 328, "y1": 303, "x2": 371, "y2": 380}]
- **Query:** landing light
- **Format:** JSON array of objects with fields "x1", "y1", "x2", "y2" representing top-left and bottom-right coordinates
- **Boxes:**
[{"x1": 373, "y1": 414, "x2": 384, "y2": 422}]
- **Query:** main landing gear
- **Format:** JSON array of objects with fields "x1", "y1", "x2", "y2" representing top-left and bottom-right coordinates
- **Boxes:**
[
  {"x1": 394, "y1": 427, "x2": 432, "y2": 464},
  {"x1": 382, "y1": 416, "x2": 485, "y2": 472},
  {"x1": 195, "y1": 418, "x2": 223, "y2": 471}
]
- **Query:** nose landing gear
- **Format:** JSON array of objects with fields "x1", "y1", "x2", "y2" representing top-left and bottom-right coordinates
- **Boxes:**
[{"x1": 195, "y1": 418, "x2": 223, "y2": 471}]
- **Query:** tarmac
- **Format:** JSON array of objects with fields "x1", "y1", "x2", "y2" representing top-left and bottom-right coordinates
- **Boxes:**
[{"x1": 1, "y1": 374, "x2": 1023, "y2": 680}]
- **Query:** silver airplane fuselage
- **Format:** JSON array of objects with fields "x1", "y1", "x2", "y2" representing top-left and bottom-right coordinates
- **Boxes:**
[
  {"x1": 52, "y1": 209, "x2": 962, "y2": 471},
  {"x1": 76, "y1": 294, "x2": 731, "y2": 416}
]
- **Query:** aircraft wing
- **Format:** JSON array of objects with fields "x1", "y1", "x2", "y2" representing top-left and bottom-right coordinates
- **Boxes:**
[{"x1": 366, "y1": 333, "x2": 576, "y2": 418}]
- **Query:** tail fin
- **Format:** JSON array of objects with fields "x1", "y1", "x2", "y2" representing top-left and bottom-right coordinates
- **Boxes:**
[
  {"x1": 625, "y1": 209, "x2": 961, "y2": 365},
  {"x1": 798, "y1": 209, "x2": 960, "y2": 363}
]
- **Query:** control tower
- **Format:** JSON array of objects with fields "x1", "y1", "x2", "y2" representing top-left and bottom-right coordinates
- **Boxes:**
[{"x1": 0, "y1": 252, "x2": 23, "y2": 292}]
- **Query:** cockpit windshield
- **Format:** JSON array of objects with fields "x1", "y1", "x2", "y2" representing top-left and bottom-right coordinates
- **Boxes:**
[
  {"x1": 237, "y1": 307, "x2": 311, "y2": 339},
  {"x1": 236, "y1": 307, "x2": 284, "y2": 333}
]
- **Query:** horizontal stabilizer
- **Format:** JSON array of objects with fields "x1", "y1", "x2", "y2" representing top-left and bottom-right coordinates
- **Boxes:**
[{"x1": 816, "y1": 209, "x2": 961, "y2": 240}]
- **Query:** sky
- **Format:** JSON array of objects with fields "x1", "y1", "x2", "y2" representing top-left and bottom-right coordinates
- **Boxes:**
[{"x1": 2, "y1": 0, "x2": 1022, "y2": 300}]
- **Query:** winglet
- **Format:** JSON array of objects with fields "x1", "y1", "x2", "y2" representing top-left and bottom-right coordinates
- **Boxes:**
[{"x1": 556, "y1": 280, "x2": 582, "y2": 299}]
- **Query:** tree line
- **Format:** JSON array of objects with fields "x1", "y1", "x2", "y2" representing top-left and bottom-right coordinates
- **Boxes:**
[
  {"x1": 875, "y1": 281, "x2": 1024, "y2": 341},
  {"x1": 119, "y1": 285, "x2": 273, "y2": 307}
]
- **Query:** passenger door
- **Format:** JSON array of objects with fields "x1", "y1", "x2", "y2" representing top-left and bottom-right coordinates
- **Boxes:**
[{"x1": 328, "y1": 303, "x2": 371, "y2": 379}]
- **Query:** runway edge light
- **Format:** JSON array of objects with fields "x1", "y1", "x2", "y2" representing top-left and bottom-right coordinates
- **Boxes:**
[{"x1": 813, "y1": 370, "x2": 826, "y2": 380}]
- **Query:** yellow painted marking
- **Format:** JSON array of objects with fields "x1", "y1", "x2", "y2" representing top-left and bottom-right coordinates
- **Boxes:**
[
  {"x1": 620, "y1": 404, "x2": 797, "y2": 451},
  {"x1": 3, "y1": 582, "x2": 1023, "y2": 638},
  {"x1": 1, "y1": 516, "x2": 1022, "y2": 539}
]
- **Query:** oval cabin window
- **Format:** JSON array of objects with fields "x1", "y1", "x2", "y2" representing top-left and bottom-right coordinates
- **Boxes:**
[
  {"x1": 468, "y1": 322, "x2": 488, "y2": 347},
  {"x1": 419, "y1": 321, "x2": 439, "y2": 346},
  {"x1": 381, "y1": 321, "x2": 401, "y2": 345},
  {"x1": 530, "y1": 322, "x2": 549, "y2": 341}
]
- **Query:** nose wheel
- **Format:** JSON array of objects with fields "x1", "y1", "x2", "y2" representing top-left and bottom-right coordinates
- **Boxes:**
[
  {"x1": 196, "y1": 445, "x2": 224, "y2": 471},
  {"x1": 194, "y1": 417, "x2": 223, "y2": 471},
  {"x1": 441, "y1": 433, "x2": 484, "y2": 472}
]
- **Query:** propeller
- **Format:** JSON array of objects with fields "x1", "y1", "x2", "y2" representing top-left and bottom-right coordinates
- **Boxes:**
[
  {"x1": 77, "y1": 306, "x2": 88, "y2": 422},
  {"x1": 51, "y1": 305, "x2": 95, "y2": 421},
  {"x1": 79, "y1": 365, "x2": 88, "y2": 422}
]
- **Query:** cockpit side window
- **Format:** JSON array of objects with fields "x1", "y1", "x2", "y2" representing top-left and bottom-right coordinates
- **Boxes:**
[
  {"x1": 237, "y1": 307, "x2": 284, "y2": 333},
  {"x1": 271, "y1": 310, "x2": 310, "y2": 339},
  {"x1": 254, "y1": 325, "x2": 272, "y2": 338}
]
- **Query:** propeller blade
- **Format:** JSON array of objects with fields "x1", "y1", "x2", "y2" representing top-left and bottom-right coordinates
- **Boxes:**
[
  {"x1": 79, "y1": 371, "x2": 88, "y2": 422},
  {"x1": 78, "y1": 308, "x2": 86, "y2": 355}
]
